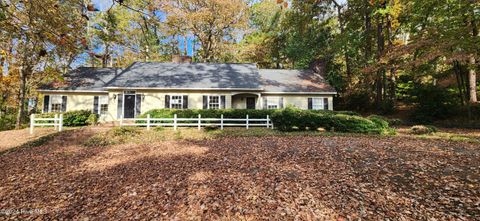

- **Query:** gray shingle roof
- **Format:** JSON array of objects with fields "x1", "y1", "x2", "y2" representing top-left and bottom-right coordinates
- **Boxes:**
[
  {"x1": 259, "y1": 69, "x2": 336, "y2": 93},
  {"x1": 39, "y1": 67, "x2": 122, "y2": 92},
  {"x1": 41, "y1": 62, "x2": 336, "y2": 93},
  {"x1": 105, "y1": 62, "x2": 262, "y2": 89}
]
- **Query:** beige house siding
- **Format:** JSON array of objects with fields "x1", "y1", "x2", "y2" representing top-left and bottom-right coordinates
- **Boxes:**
[
  {"x1": 107, "y1": 90, "x2": 237, "y2": 121},
  {"x1": 39, "y1": 92, "x2": 112, "y2": 121},
  {"x1": 262, "y1": 94, "x2": 334, "y2": 110},
  {"x1": 41, "y1": 90, "x2": 335, "y2": 122}
]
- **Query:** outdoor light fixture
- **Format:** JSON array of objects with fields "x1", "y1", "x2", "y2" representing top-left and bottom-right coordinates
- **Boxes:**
[
  {"x1": 113, "y1": 94, "x2": 117, "y2": 99},
  {"x1": 142, "y1": 94, "x2": 146, "y2": 101}
]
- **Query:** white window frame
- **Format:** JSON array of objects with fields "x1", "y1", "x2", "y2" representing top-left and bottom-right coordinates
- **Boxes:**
[
  {"x1": 98, "y1": 95, "x2": 109, "y2": 115},
  {"x1": 207, "y1": 95, "x2": 221, "y2": 109},
  {"x1": 266, "y1": 97, "x2": 280, "y2": 109},
  {"x1": 169, "y1": 95, "x2": 184, "y2": 109},
  {"x1": 49, "y1": 95, "x2": 63, "y2": 113},
  {"x1": 312, "y1": 98, "x2": 324, "y2": 110}
]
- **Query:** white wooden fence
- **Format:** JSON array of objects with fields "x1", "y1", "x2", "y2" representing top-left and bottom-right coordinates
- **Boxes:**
[
  {"x1": 120, "y1": 114, "x2": 273, "y2": 130},
  {"x1": 30, "y1": 114, "x2": 63, "y2": 134}
]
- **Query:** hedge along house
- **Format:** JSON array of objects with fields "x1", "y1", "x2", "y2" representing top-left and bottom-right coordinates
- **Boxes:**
[{"x1": 38, "y1": 62, "x2": 337, "y2": 122}]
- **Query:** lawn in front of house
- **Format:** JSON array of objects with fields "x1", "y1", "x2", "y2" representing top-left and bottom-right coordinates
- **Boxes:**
[{"x1": 0, "y1": 127, "x2": 479, "y2": 220}]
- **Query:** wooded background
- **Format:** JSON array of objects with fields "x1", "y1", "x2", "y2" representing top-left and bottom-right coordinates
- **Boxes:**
[{"x1": 0, "y1": 0, "x2": 479, "y2": 130}]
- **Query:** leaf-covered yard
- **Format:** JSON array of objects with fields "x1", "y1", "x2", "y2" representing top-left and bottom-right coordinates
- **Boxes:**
[{"x1": 0, "y1": 128, "x2": 479, "y2": 220}]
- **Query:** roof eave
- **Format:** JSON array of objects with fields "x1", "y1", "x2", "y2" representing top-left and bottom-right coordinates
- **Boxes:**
[
  {"x1": 37, "y1": 89, "x2": 108, "y2": 93},
  {"x1": 104, "y1": 87, "x2": 264, "y2": 91},
  {"x1": 261, "y1": 91, "x2": 337, "y2": 95}
]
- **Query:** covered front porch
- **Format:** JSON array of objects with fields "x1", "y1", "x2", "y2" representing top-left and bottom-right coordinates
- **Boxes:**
[{"x1": 231, "y1": 93, "x2": 262, "y2": 110}]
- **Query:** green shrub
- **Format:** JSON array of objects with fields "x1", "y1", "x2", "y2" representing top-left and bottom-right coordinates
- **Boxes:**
[
  {"x1": 410, "y1": 125, "x2": 438, "y2": 135},
  {"x1": 387, "y1": 118, "x2": 403, "y2": 126},
  {"x1": 410, "y1": 85, "x2": 458, "y2": 123},
  {"x1": 367, "y1": 115, "x2": 389, "y2": 129},
  {"x1": 87, "y1": 114, "x2": 98, "y2": 125},
  {"x1": 0, "y1": 113, "x2": 16, "y2": 131},
  {"x1": 37, "y1": 110, "x2": 92, "y2": 126},
  {"x1": 270, "y1": 107, "x2": 388, "y2": 134},
  {"x1": 139, "y1": 109, "x2": 277, "y2": 119},
  {"x1": 63, "y1": 110, "x2": 92, "y2": 126},
  {"x1": 328, "y1": 114, "x2": 384, "y2": 134}
]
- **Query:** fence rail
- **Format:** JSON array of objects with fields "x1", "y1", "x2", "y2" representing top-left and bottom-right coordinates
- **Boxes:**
[
  {"x1": 120, "y1": 114, "x2": 273, "y2": 130},
  {"x1": 30, "y1": 114, "x2": 63, "y2": 134}
]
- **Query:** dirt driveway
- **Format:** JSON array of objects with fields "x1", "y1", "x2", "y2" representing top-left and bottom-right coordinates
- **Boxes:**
[
  {"x1": 0, "y1": 128, "x2": 479, "y2": 220},
  {"x1": 0, "y1": 128, "x2": 60, "y2": 153}
]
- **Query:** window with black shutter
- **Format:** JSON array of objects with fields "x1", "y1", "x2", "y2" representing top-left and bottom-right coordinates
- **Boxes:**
[{"x1": 43, "y1": 95, "x2": 50, "y2": 113}]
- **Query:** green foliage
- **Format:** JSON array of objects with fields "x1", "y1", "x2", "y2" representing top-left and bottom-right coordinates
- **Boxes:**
[
  {"x1": 367, "y1": 115, "x2": 390, "y2": 129},
  {"x1": 270, "y1": 107, "x2": 389, "y2": 134},
  {"x1": 87, "y1": 114, "x2": 99, "y2": 126},
  {"x1": 0, "y1": 113, "x2": 16, "y2": 131},
  {"x1": 140, "y1": 109, "x2": 276, "y2": 119},
  {"x1": 411, "y1": 85, "x2": 458, "y2": 124},
  {"x1": 37, "y1": 110, "x2": 93, "y2": 127},
  {"x1": 62, "y1": 110, "x2": 92, "y2": 127}
]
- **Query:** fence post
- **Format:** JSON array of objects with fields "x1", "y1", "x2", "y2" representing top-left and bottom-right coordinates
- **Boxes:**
[
  {"x1": 266, "y1": 115, "x2": 270, "y2": 128},
  {"x1": 221, "y1": 114, "x2": 224, "y2": 130},
  {"x1": 59, "y1": 114, "x2": 63, "y2": 132},
  {"x1": 246, "y1": 114, "x2": 249, "y2": 130},
  {"x1": 147, "y1": 114, "x2": 151, "y2": 130},
  {"x1": 30, "y1": 114, "x2": 35, "y2": 135},
  {"x1": 54, "y1": 114, "x2": 58, "y2": 130},
  {"x1": 198, "y1": 114, "x2": 201, "y2": 130},
  {"x1": 174, "y1": 114, "x2": 177, "y2": 131}
]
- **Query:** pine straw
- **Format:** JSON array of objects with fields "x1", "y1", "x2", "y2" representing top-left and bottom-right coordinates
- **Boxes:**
[{"x1": 0, "y1": 127, "x2": 479, "y2": 220}]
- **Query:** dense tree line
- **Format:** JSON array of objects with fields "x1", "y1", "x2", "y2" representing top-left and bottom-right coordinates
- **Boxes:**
[{"x1": 0, "y1": 0, "x2": 478, "y2": 130}]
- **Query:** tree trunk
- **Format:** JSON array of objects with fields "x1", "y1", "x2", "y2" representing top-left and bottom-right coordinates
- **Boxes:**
[
  {"x1": 468, "y1": 0, "x2": 478, "y2": 103},
  {"x1": 364, "y1": 0, "x2": 372, "y2": 65},
  {"x1": 454, "y1": 61, "x2": 466, "y2": 105},
  {"x1": 469, "y1": 55, "x2": 477, "y2": 103},
  {"x1": 15, "y1": 66, "x2": 28, "y2": 129},
  {"x1": 375, "y1": 4, "x2": 385, "y2": 111},
  {"x1": 332, "y1": 1, "x2": 352, "y2": 79}
]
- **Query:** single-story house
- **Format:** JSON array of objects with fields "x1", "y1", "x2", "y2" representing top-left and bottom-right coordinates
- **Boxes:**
[{"x1": 38, "y1": 62, "x2": 337, "y2": 122}]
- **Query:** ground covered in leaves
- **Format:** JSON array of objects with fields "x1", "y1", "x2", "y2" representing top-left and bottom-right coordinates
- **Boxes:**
[{"x1": 0, "y1": 128, "x2": 479, "y2": 220}]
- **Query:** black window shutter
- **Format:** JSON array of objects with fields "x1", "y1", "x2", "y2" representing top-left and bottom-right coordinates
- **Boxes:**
[
  {"x1": 61, "y1": 96, "x2": 67, "y2": 112},
  {"x1": 279, "y1": 97, "x2": 284, "y2": 108},
  {"x1": 43, "y1": 95, "x2": 50, "y2": 113},
  {"x1": 93, "y1": 96, "x2": 99, "y2": 114},
  {"x1": 220, "y1": 95, "x2": 226, "y2": 109},
  {"x1": 308, "y1": 98, "x2": 313, "y2": 110},
  {"x1": 135, "y1": 94, "x2": 142, "y2": 117},
  {"x1": 165, "y1": 95, "x2": 170, "y2": 108},
  {"x1": 324, "y1": 98, "x2": 329, "y2": 110},
  {"x1": 183, "y1": 95, "x2": 188, "y2": 109},
  {"x1": 117, "y1": 94, "x2": 123, "y2": 119},
  {"x1": 203, "y1": 96, "x2": 208, "y2": 109},
  {"x1": 263, "y1": 97, "x2": 267, "y2": 109}
]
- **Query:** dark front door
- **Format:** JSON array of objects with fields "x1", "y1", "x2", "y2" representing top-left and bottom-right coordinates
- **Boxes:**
[
  {"x1": 246, "y1": 97, "x2": 256, "y2": 109},
  {"x1": 124, "y1": 94, "x2": 136, "y2": 118}
]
